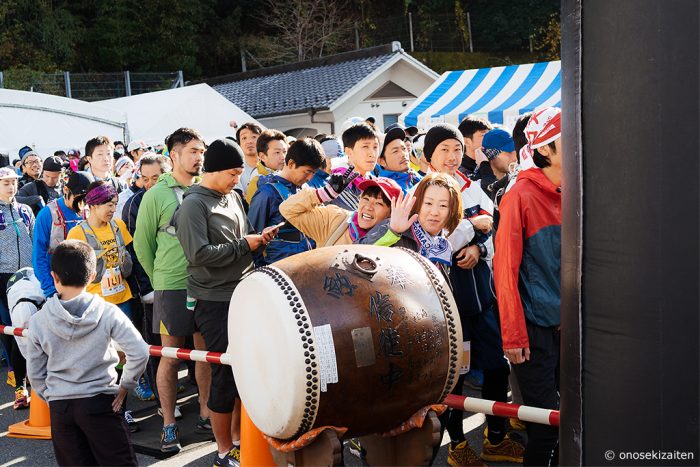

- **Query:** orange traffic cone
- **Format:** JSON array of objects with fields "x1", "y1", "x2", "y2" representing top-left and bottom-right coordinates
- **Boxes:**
[
  {"x1": 240, "y1": 404, "x2": 274, "y2": 466},
  {"x1": 8, "y1": 388, "x2": 51, "y2": 439}
]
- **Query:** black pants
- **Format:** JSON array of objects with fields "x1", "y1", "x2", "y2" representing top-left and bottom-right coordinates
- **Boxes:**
[
  {"x1": 194, "y1": 299, "x2": 237, "y2": 413},
  {"x1": 49, "y1": 394, "x2": 137, "y2": 466},
  {"x1": 0, "y1": 272, "x2": 26, "y2": 389},
  {"x1": 512, "y1": 322, "x2": 560, "y2": 466}
]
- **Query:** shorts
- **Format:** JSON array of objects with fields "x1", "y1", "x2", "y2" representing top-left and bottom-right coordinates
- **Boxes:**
[
  {"x1": 461, "y1": 304, "x2": 509, "y2": 371},
  {"x1": 194, "y1": 299, "x2": 238, "y2": 413},
  {"x1": 153, "y1": 290, "x2": 195, "y2": 337}
]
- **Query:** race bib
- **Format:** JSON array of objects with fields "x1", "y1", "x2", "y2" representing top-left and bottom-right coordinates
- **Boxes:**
[{"x1": 101, "y1": 267, "x2": 126, "y2": 297}]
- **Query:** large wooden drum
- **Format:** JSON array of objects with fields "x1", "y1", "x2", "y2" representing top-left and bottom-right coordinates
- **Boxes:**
[{"x1": 228, "y1": 245, "x2": 462, "y2": 440}]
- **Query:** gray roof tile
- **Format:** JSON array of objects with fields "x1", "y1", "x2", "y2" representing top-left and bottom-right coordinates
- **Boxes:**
[{"x1": 212, "y1": 52, "x2": 395, "y2": 118}]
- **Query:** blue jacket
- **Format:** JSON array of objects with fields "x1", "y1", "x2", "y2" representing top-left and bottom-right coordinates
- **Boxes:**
[
  {"x1": 32, "y1": 197, "x2": 83, "y2": 297},
  {"x1": 375, "y1": 167, "x2": 423, "y2": 193},
  {"x1": 122, "y1": 187, "x2": 154, "y2": 297},
  {"x1": 307, "y1": 169, "x2": 329, "y2": 189},
  {"x1": 249, "y1": 175, "x2": 314, "y2": 266}
]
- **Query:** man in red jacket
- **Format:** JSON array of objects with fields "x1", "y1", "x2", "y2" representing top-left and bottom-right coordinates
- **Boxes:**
[{"x1": 494, "y1": 107, "x2": 562, "y2": 466}]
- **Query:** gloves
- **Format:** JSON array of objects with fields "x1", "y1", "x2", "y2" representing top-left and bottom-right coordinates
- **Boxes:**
[
  {"x1": 315, "y1": 166, "x2": 360, "y2": 203},
  {"x1": 141, "y1": 291, "x2": 155, "y2": 304}
]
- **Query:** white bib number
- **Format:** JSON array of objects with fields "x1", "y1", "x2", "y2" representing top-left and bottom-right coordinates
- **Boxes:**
[{"x1": 101, "y1": 267, "x2": 126, "y2": 297}]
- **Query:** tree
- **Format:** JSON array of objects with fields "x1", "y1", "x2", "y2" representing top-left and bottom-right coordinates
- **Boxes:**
[{"x1": 242, "y1": 0, "x2": 355, "y2": 67}]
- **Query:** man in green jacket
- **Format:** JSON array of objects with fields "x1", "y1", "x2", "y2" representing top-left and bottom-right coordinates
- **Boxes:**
[{"x1": 133, "y1": 128, "x2": 211, "y2": 453}]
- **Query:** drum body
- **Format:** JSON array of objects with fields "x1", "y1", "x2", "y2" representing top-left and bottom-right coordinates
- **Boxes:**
[{"x1": 228, "y1": 245, "x2": 462, "y2": 439}]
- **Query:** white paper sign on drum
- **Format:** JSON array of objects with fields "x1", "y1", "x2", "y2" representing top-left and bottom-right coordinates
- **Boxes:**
[{"x1": 313, "y1": 324, "x2": 339, "y2": 392}]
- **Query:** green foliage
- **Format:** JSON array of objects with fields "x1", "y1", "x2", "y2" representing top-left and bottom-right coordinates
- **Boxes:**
[
  {"x1": 411, "y1": 51, "x2": 542, "y2": 74},
  {"x1": 0, "y1": 0, "x2": 559, "y2": 80}
]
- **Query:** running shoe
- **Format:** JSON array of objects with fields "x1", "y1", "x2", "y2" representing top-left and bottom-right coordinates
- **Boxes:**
[
  {"x1": 158, "y1": 405, "x2": 183, "y2": 420},
  {"x1": 124, "y1": 410, "x2": 140, "y2": 433},
  {"x1": 447, "y1": 440, "x2": 485, "y2": 467},
  {"x1": 161, "y1": 423, "x2": 182, "y2": 453},
  {"x1": 134, "y1": 375, "x2": 155, "y2": 401},
  {"x1": 195, "y1": 416, "x2": 212, "y2": 434},
  {"x1": 481, "y1": 432, "x2": 525, "y2": 463},
  {"x1": 347, "y1": 438, "x2": 367, "y2": 459},
  {"x1": 13, "y1": 386, "x2": 28, "y2": 410},
  {"x1": 213, "y1": 445, "x2": 241, "y2": 466}
]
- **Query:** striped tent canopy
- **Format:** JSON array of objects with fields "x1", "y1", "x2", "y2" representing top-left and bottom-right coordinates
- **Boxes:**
[{"x1": 400, "y1": 61, "x2": 560, "y2": 130}]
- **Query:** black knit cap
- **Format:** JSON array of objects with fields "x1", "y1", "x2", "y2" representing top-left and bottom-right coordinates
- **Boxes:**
[
  {"x1": 423, "y1": 123, "x2": 464, "y2": 162},
  {"x1": 203, "y1": 138, "x2": 245, "y2": 172},
  {"x1": 380, "y1": 126, "x2": 407, "y2": 158}
]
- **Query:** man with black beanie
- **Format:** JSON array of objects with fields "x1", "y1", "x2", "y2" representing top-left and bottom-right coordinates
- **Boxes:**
[
  {"x1": 423, "y1": 123, "x2": 525, "y2": 465},
  {"x1": 173, "y1": 138, "x2": 278, "y2": 467}
]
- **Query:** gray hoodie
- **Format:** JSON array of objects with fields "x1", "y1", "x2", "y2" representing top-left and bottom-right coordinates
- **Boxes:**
[
  {"x1": 173, "y1": 185, "x2": 254, "y2": 302},
  {"x1": 26, "y1": 293, "x2": 149, "y2": 402}
]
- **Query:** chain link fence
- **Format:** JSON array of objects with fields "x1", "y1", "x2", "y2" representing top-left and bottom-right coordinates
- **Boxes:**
[{"x1": 0, "y1": 70, "x2": 183, "y2": 101}]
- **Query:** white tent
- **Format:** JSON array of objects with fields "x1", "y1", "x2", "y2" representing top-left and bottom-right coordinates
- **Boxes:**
[
  {"x1": 97, "y1": 84, "x2": 261, "y2": 145},
  {"x1": 0, "y1": 89, "x2": 127, "y2": 160}
]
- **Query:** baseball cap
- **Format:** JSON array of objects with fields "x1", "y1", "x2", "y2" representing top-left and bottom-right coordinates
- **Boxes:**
[
  {"x1": 0, "y1": 167, "x2": 19, "y2": 180},
  {"x1": 357, "y1": 177, "x2": 402, "y2": 202},
  {"x1": 127, "y1": 140, "x2": 148, "y2": 152},
  {"x1": 482, "y1": 129, "x2": 515, "y2": 160},
  {"x1": 67, "y1": 149, "x2": 80, "y2": 158},
  {"x1": 66, "y1": 171, "x2": 95, "y2": 195},
  {"x1": 42, "y1": 156, "x2": 65, "y2": 172}
]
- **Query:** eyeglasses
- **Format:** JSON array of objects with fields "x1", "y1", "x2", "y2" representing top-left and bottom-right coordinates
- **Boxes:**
[{"x1": 24, "y1": 159, "x2": 41, "y2": 166}]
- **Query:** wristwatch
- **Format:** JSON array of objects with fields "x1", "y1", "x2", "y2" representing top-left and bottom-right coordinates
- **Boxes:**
[{"x1": 478, "y1": 243, "x2": 487, "y2": 258}]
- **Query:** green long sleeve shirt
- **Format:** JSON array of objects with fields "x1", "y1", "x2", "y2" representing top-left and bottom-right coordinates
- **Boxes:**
[{"x1": 133, "y1": 173, "x2": 196, "y2": 291}]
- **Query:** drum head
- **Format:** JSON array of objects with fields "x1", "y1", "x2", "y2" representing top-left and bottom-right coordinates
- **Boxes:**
[{"x1": 228, "y1": 266, "x2": 316, "y2": 439}]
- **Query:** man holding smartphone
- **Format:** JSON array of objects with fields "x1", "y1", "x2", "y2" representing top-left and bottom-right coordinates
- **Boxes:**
[{"x1": 173, "y1": 138, "x2": 277, "y2": 467}]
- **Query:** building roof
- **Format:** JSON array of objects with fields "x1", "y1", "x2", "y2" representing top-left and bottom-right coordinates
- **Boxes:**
[{"x1": 207, "y1": 44, "x2": 405, "y2": 119}]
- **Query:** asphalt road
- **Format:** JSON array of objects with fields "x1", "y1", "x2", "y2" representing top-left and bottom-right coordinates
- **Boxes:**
[{"x1": 0, "y1": 364, "x2": 514, "y2": 467}]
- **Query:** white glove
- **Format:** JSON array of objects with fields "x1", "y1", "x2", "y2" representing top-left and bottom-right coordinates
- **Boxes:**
[{"x1": 141, "y1": 291, "x2": 155, "y2": 304}]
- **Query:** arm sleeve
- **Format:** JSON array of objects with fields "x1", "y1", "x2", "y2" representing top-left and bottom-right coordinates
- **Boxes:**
[
  {"x1": 447, "y1": 219, "x2": 476, "y2": 251},
  {"x1": 25, "y1": 319, "x2": 48, "y2": 400},
  {"x1": 109, "y1": 309, "x2": 149, "y2": 391},
  {"x1": 16, "y1": 184, "x2": 41, "y2": 210},
  {"x1": 175, "y1": 199, "x2": 252, "y2": 268},
  {"x1": 279, "y1": 189, "x2": 347, "y2": 246},
  {"x1": 493, "y1": 192, "x2": 529, "y2": 349},
  {"x1": 356, "y1": 220, "x2": 401, "y2": 246},
  {"x1": 248, "y1": 187, "x2": 272, "y2": 233},
  {"x1": 133, "y1": 193, "x2": 158, "y2": 282},
  {"x1": 32, "y1": 207, "x2": 56, "y2": 297}
]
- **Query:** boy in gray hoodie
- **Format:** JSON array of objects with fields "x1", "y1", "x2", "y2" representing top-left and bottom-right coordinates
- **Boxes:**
[{"x1": 26, "y1": 240, "x2": 149, "y2": 466}]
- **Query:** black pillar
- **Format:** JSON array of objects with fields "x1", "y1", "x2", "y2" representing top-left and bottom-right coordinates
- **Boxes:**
[{"x1": 561, "y1": 0, "x2": 699, "y2": 465}]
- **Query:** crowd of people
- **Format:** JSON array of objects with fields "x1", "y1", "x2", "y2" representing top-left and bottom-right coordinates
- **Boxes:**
[{"x1": 0, "y1": 107, "x2": 562, "y2": 467}]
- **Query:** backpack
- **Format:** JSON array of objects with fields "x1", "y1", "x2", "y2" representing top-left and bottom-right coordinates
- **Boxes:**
[
  {"x1": 160, "y1": 186, "x2": 185, "y2": 236},
  {"x1": 78, "y1": 220, "x2": 133, "y2": 283}
]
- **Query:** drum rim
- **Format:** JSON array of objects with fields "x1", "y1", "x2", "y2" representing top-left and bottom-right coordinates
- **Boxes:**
[{"x1": 257, "y1": 265, "x2": 321, "y2": 439}]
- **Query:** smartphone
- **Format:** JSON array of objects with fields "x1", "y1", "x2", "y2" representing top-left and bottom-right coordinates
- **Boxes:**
[{"x1": 262, "y1": 221, "x2": 285, "y2": 235}]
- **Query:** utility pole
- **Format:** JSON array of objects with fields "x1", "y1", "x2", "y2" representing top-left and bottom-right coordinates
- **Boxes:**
[
  {"x1": 467, "y1": 12, "x2": 474, "y2": 53},
  {"x1": 408, "y1": 13, "x2": 414, "y2": 52},
  {"x1": 124, "y1": 71, "x2": 132, "y2": 96},
  {"x1": 64, "y1": 71, "x2": 72, "y2": 98}
]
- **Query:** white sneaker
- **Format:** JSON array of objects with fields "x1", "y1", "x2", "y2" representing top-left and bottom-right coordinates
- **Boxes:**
[{"x1": 158, "y1": 405, "x2": 183, "y2": 420}]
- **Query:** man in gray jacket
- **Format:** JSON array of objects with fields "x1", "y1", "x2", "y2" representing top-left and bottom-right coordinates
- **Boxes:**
[
  {"x1": 26, "y1": 240, "x2": 149, "y2": 466},
  {"x1": 174, "y1": 138, "x2": 276, "y2": 467}
]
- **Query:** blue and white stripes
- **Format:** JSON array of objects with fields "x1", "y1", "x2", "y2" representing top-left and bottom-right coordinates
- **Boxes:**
[{"x1": 400, "y1": 61, "x2": 561, "y2": 130}]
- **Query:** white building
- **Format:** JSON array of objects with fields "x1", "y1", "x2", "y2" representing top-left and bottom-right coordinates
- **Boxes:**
[{"x1": 209, "y1": 42, "x2": 438, "y2": 137}]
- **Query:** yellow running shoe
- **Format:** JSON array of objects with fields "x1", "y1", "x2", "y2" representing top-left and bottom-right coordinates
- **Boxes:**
[
  {"x1": 447, "y1": 440, "x2": 486, "y2": 467},
  {"x1": 481, "y1": 432, "x2": 525, "y2": 463}
]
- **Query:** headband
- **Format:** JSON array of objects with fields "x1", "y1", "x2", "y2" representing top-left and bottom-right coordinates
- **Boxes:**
[{"x1": 85, "y1": 183, "x2": 118, "y2": 206}]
